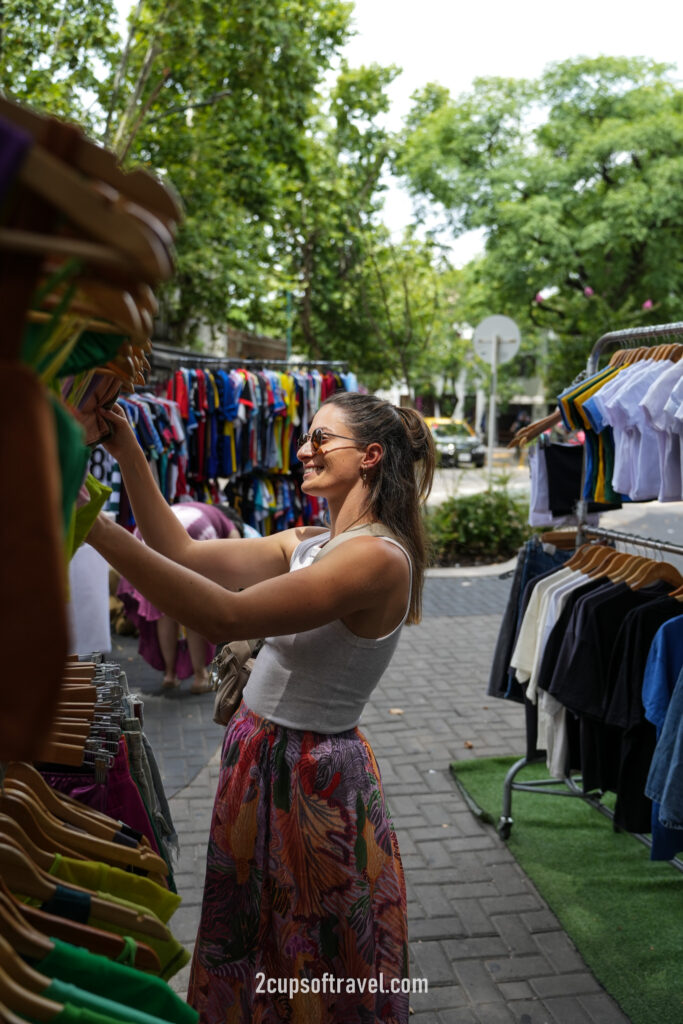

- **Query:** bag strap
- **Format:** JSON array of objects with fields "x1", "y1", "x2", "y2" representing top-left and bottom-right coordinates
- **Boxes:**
[{"x1": 312, "y1": 522, "x2": 400, "y2": 563}]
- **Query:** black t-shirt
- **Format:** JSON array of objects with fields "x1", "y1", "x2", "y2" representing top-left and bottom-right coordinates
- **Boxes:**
[
  {"x1": 605, "y1": 597, "x2": 683, "y2": 833},
  {"x1": 545, "y1": 580, "x2": 671, "y2": 799},
  {"x1": 535, "y1": 577, "x2": 608, "y2": 697},
  {"x1": 547, "y1": 582, "x2": 671, "y2": 719}
]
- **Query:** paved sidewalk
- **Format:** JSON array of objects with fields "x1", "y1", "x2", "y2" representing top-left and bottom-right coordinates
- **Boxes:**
[{"x1": 116, "y1": 573, "x2": 630, "y2": 1024}]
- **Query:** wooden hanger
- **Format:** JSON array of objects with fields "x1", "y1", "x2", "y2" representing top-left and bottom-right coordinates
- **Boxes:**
[
  {"x1": 0, "y1": 891, "x2": 53, "y2": 959},
  {"x1": 0, "y1": 932, "x2": 57, "y2": 1005},
  {"x1": 0, "y1": 811, "x2": 59, "y2": 872},
  {"x1": 7, "y1": 146, "x2": 173, "y2": 283},
  {"x1": 34, "y1": 785, "x2": 154, "y2": 851},
  {"x1": 0, "y1": 94, "x2": 182, "y2": 226},
  {"x1": 575, "y1": 545, "x2": 616, "y2": 575},
  {"x1": 563, "y1": 542, "x2": 601, "y2": 571},
  {"x1": 538, "y1": 530, "x2": 578, "y2": 550},
  {"x1": 4, "y1": 764, "x2": 117, "y2": 842},
  {"x1": 0, "y1": 782, "x2": 167, "y2": 877},
  {"x1": 507, "y1": 410, "x2": 562, "y2": 448},
  {"x1": 627, "y1": 559, "x2": 683, "y2": 591},
  {"x1": 0, "y1": 959, "x2": 61, "y2": 1023},
  {"x1": 586, "y1": 550, "x2": 632, "y2": 578},
  {"x1": 0, "y1": 841, "x2": 169, "y2": 940},
  {"x1": 36, "y1": 282, "x2": 151, "y2": 341},
  {"x1": 0, "y1": 227, "x2": 140, "y2": 275},
  {"x1": 0, "y1": 790, "x2": 86, "y2": 859},
  {"x1": 0, "y1": 877, "x2": 161, "y2": 974},
  {"x1": 0, "y1": 995, "x2": 34, "y2": 1024},
  {"x1": 564, "y1": 543, "x2": 610, "y2": 572},
  {"x1": 606, "y1": 554, "x2": 650, "y2": 584}
]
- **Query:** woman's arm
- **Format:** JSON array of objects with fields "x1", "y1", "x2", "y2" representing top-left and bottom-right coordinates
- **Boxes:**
[
  {"x1": 101, "y1": 404, "x2": 322, "y2": 587},
  {"x1": 101, "y1": 404, "x2": 195, "y2": 560},
  {"x1": 87, "y1": 517, "x2": 409, "y2": 642}
]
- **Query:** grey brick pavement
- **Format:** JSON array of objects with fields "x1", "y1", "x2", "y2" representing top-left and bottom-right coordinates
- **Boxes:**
[{"x1": 117, "y1": 572, "x2": 631, "y2": 1024}]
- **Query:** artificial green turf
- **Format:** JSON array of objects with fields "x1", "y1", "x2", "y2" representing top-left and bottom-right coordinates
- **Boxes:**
[{"x1": 450, "y1": 756, "x2": 683, "y2": 1024}]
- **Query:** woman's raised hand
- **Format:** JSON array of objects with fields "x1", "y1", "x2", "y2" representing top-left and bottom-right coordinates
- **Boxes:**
[{"x1": 101, "y1": 404, "x2": 139, "y2": 462}]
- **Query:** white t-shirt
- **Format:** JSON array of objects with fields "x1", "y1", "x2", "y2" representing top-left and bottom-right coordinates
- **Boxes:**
[{"x1": 640, "y1": 362, "x2": 683, "y2": 501}]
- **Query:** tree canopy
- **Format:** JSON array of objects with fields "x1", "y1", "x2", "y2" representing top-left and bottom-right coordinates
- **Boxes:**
[
  {"x1": 4, "y1": 14, "x2": 681, "y2": 398},
  {"x1": 397, "y1": 56, "x2": 683, "y2": 394},
  {"x1": 1, "y1": 0, "x2": 470, "y2": 391}
]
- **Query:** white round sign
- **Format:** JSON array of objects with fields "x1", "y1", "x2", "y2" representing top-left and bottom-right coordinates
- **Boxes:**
[{"x1": 472, "y1": 315, "x2": 521, "y2": 364}]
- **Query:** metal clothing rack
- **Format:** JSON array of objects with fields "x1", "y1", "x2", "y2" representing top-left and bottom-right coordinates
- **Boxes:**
[
  {"x1": 149, "y1": 341, "x2": 348, "y2": 375},
  {"x1": 575, "y1": 320, "x2": 683, "y2": 543},
  {"x1": 498, "y1": 322, "x2": 683, "y2": 872}
]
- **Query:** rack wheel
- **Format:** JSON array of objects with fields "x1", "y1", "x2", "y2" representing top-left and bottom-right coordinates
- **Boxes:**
[{"x1": 498, "y1": 818, "x2": 512, "y2": 841}]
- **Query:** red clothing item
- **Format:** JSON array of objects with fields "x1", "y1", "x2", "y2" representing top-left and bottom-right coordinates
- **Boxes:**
[{"x1": 167, "y1": 371, "x2": 189, "y2": 418}]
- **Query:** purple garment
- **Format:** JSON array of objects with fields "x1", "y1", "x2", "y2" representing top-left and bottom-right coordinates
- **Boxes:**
[
  {"x1": 40, "y1": 772, "x2": 109, "y2": 814},
  {"x1": 43, "y1": 738, "x2": 160, "y2": 854},
  {"x1": 0, "y1": 117, "x2": 32, "y2": 203},
  {"x1": 118, "y1": 502, "x2": 237, "y2": 680},
  {"x1": 104, "y1": 736, "x2": 161, "y2": 854}
]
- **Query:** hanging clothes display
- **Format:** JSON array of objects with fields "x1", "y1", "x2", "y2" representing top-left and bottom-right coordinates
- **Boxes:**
[
  {"x1": 496, "y1": 323, "x2": 683, "y2": 867},
  {"x1": 559, "y1": 345, "x2": 683, "y2": 503},
  {"x1": 96, "y1": 358, "x2": 357, "y2": 537},
  {"x1": 0, "y1": 95, "x2": 202, "y2": 1020},
  {"x1": 0, "y1": 93, "x2": 180, "y2": 761}
]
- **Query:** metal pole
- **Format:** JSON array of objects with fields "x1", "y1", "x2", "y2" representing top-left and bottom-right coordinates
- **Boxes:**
[
  {"x1": 286, "y1": 290, "x2": 292, "y2": 361},
  {"x1": 487, "y1": 336, "x2": 498, "y2": 486}
]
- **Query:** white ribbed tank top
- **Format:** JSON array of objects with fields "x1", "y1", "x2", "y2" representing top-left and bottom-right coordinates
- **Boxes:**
[{"x1": 242, "y1": 531, "x2": 412, "y2": 733}]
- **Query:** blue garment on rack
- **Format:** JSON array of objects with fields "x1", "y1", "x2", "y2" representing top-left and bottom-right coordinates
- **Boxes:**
[
  {"x1": 642, "y1": 618, "x2": 683, "y2": 859},
  {"x1": 645, "y1": 664, "x2": 683, "y2": 837}
]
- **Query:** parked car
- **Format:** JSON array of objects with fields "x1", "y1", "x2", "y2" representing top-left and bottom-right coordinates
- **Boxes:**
[{"x1": 427, "y1": 419, "x2": 486, "y2": 468}]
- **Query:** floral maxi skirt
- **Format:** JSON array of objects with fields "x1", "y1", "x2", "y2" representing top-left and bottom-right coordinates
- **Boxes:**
[{"x1": 188, "y1": 703, "x2": 409, "y2": 1024}]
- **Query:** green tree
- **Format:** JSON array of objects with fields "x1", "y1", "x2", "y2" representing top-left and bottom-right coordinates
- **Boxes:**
[
  {"x1": 0, "y1": 0, "x2": 119, "y2": 129},
  {"x1": 2, "y1": 0, "x2": 355, "y2": 343},
  {"x1": 272, "y1": 61, "x2": 467, "y2": 393},
  {"x1": 1, "y1": 1, "x2": 465, "y2": 391},
  {"x1": 397, "y1": 57, "x2": 683, "y2": 394}
]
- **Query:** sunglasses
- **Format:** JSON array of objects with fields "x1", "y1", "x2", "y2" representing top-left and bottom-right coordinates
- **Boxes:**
[{"x1": 297, "y1": 427, "x2": 360, "y2": 451}]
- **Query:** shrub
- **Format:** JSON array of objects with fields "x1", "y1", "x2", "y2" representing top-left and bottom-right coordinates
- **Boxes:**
[{"x1": 425, "y1": 487, "x2": 531, "y2": 566}]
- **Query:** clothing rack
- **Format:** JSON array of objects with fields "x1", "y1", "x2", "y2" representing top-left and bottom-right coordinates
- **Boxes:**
[
  {"x1": 575, "y1": 322, "x2": 683, "y2": 541},
  {"x1": 149, "y1": 342, "x2": 348, "y2": 373},
  {"x1": 581, "y1": 526, "x2": 683, "y2": 561},
  {"x1": 587, "y1": 321, "x2": 683, "y2": 376},
  {"x1": 497, "y1": 322, "x2": 683, "y2": 873}
]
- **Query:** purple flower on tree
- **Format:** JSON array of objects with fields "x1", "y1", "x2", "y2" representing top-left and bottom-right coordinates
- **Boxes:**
[
  {"x1": 584, "y1": 286, "x2": 594, "y2": 297},
  {"x1": 642, "y1": 298, "x2": 653, "y2": 310}
]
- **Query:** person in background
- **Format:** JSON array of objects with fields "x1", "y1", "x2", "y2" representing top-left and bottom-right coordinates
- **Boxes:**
[
  {"x1": 117, "y1": 501, "x2": 240, "y2": 694},
  {"x1": 86, "y1": 392, "x2": 436, "y2": 1024}
]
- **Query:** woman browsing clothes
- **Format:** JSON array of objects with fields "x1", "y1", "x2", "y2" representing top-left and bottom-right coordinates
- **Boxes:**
[{"x1": 86, "y1": 392, "x2": 436, "y2": 1024}]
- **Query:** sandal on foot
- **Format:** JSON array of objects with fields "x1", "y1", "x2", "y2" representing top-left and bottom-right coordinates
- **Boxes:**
[
  {"x1": 189, "y1": 678, "x2": 212, "y2": 694},
  {"x1": 162, "y1": 677, "x2": 181, "y2": 690}
]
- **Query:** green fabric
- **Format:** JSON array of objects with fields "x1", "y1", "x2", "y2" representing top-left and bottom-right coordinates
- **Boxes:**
[
  {"x1": 35, "y1": 938, "x2": 197, "y2": 1024},
  {"x1": 70, "y1": 473, "x2": 112, "y2": 555},
  {"x1": 33, "y1": 1002, "x2": 126, "y2": 1024},
  {"x1": 20, "y1": 891, "x2": 190, "y2": 981},
  {"x1": 60, "y1": 330, "x2": 127, "y2": 376},
  {"x1": 88, "y1": 911, "x2": 191, "y2": 982},
  {"x1": 115, "y1": 935, "x2": 138, "y2": 967},
  {"x1": 49, "y1": 853, "x2": 181, "y2": 923},
  {"x1": 451, "y1": 756, "x2": 683, "y2": 1024},
  {"x1": 50, "y1": 392, "x2": 89, "y2": 536},
  {"x1": 45, "y1": 978, "x2": 175, "y2": 1024}
]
